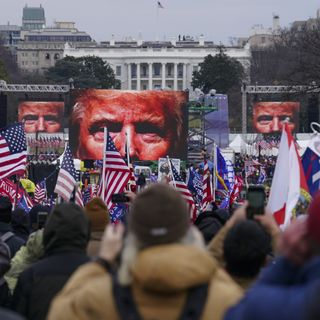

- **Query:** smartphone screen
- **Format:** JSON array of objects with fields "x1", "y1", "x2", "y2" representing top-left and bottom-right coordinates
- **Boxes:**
[{"x1": 247, "y1": 186, "x2": 265, "y2": 219}]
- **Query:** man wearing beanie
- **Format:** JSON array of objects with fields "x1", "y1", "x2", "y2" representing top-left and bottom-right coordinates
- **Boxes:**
[
  {"x1": 85, "y1": 197, "x2": 110, "y2": 257},
  {"x1": 48, "y1": 184, "x2": 242, "y2": 320},
  {"x1": 0, "y1": 196, "x2": 24, "y2": 259},
  {"x1": 12, "y1": 203, "x2": 90, "y2": 320},
  {"x1": 221, "y1": 192, "x2": 320, "y2": 320}
]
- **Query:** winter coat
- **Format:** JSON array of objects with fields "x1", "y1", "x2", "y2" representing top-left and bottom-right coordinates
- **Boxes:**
[
  {"x1": 0, "y1": 238, "x2": 11, "y2": 308},
  {"x1": 4, "y1": 229, "x2": 44, "y2": 293},
  {"x1": 225, "y1": 256, "x2": 320, "y2": 320},
  {"x1": 12, "y1": 203, "x2": 90, "y2": 320},
  {"x1": 0, "y1": 223, "x2": 24, "y2": 259},
  {"x1": 48, "y1": 244, "x2": 243, "y2": 320}
]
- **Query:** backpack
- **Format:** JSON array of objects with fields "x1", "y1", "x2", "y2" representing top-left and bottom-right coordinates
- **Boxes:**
[
  {"x1": 112, "y1": 271, "x2": 209, "y2": 320},
  {"x1": 0, "y1": 232, "x2": 14, "y2": 260}
]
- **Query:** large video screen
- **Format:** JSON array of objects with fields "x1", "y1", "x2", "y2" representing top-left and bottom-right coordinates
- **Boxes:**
[
  {"x1": 69, "y1": 89, "x2": 188, "y2": 161},
  {"x1": 18, "y1": 101, "x2": 65, "y2": 133},
  {"x1": 252, "y1": 101, "x2": 300, "y2": 134}
]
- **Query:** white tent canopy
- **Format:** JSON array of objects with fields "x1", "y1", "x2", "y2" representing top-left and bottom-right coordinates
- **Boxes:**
[{"x1": 229, "y1": 134, "x2": 249, "y2": 153}]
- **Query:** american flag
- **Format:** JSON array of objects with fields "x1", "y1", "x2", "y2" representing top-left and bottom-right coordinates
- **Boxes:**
[
  {"x1": 127, "y1": 163, "x2": 137, "y2": 193},
  {"x1": 34, "y1": 180, "x2": 46, "y2": 204},
  {"x1": 0, "y1": 123, "x2": 27, "y2": 179},
  {"x1": 169, "y1": 159, "x2": 197, "y2": 221},
  {"x1": 18, "y1": 192, "x2": 33, "y2": 213},
  {"x1": 201, "y1": 159, "x2": 213, "y2": 211},
  {"x1": 54, "y1": 144, "x2": 80, "y2": 203},
  {"x1": 97, "y1": 130, "x2": 131, "y2": 211},
  {"x1": 230, "y1": 175, "x2": 244, "y2": 205}
]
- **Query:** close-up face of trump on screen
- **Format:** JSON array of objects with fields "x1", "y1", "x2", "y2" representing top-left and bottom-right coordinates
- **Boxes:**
[{"x1": 69, "y1": 90, "x2": 187, "y2": 161}]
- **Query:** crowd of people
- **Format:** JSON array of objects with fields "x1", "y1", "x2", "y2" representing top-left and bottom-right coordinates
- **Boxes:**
[{"x1": 0, "y1": 181, "x2": 319, "y2": 320}]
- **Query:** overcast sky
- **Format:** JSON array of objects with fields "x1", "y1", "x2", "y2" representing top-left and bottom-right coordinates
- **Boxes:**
[{"x1": 1, "y1": 0, "x2": 320, "y2": 44}]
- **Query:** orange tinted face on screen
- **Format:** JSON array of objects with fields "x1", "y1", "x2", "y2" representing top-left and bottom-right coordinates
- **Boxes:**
[
  {"x1": 18, "y1": 101, "x2": 64, "y2": 133},
  {"x1": 71, "y1": 90, "x2": 186, "y2": 161},
  {"x1": 253, "y1": 102, "x2": 300, "y2": 133}
]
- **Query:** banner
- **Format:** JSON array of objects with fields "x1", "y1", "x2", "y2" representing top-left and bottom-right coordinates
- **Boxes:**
[
  {"x1": 158, "y1": 158, "x2": 180, "y2": 182},
  {"x1": 0, "y1": 178, "x2": 22, "y2": 204}
]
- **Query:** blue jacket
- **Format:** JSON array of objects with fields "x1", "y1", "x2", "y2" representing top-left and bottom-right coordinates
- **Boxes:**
[{"x1": 225, "y1": 256, "x2": 320, "y2": 320}]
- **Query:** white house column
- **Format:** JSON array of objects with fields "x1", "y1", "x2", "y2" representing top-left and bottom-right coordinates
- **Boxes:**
[
  {"x1": 137, "y1": 63, "x2": 141, "y2": 91},
  {"x1": 148, "y1": 63, "x2": 153, "y2": 90},
  {"x1": 127, "y1": 63, "x2": 132, "y2": 90},
  {"x1": 182, "y1": 63, "x2": 187, "y2": 90},
  {"x1": 161, "y1": 63, "x2": 166, "y2": 89},
  {"x1": 173, "y1": 63, "x2": 178, "y2": 91}
]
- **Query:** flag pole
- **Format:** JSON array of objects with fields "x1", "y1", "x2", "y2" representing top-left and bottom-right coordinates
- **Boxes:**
[
  {"x1": 212, "y1": 143, "x2": 217, "y2": 202},
  {"x1": 125, "y1": 129, "x2": 130, "y2": 166},
  {"x1": 166, "y1": 156, "x2": 176, "y2": 188},
  {"x1": 102, "y1": 127, "x2": 107, "y2": 199},
  {"x1": 13, "y1": 175, "x2": 20, "y2": 210}
]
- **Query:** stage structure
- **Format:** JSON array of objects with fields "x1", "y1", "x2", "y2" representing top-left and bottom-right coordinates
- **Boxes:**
[{"x1": 241, "y1": 83, "x2": 320, "y2": 139}]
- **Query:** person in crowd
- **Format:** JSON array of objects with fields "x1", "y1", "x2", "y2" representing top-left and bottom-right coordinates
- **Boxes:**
[
  {"x1": 0, "y1": 238, "x2": 11, "y2": 308},
  {"x1": 4, "y1": 230, "x2": 44, "y2": 294},
  {"x1": 11, "y1": 209, "x2": 29, "y2": 243},
  {"x1": 136, "y1": 172, "x2": 147, "y2": 191},
  {"x1": 12, "y1": 203, "x2": 90, "y2": 320},
  {"x1": 252, "y1": 101, "x2": 299, "y2": 134},
  {"x1": 0, "y1": 308, "x2": 25, "y2": 320},
  {"x1": 224, "y1": 192, "x2": 320, "y2": 320},
  {"x1": 69, "y1": 90, "x2": 187, "y2": 161},
  {"x1": 48, "y1": 184, "x2": 242, "y2": 320},
  {"x1": 18, "y1": 101, "x2": 64, "y2": 133},
  {"x1": 194, "y1": 207, "x2": 230, "y2": 244},
  {"x1": 28, "y1": 205, "x2": 50, "y2": 233},
  {"x1": 84, "y1": 197, "x2": 109, "y2": 257},
  {"x1": 208, "y1": 202, "x2": 279, "y2": 290},
  {"x1": 0, "y1": 197, "x2": 24, "y2": 259}
]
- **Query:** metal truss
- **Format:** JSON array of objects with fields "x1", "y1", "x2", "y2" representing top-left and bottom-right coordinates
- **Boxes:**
[
  {"x1": 241, "y1": 84, "x2": 320, "y2": 138},
  {"x1": 0, "y1": 80, "x2": 70, "y2": 93}
]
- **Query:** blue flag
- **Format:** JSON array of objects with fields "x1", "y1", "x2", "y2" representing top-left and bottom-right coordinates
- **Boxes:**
[
  {"x1": 187, "y1": 167, "x2": 203, "y2": 206},
  {"x1": 216, "y1": 147, "x2": 230, "y2": 191},
  {"x1": 302, "y1": 147, "x2": 320, "y2": 197}
]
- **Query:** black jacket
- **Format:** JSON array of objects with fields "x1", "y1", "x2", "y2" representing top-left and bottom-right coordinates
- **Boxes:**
[
  {"x1": 12, "y1": 203, "x2": 90, "y2": 320},
  {"x1": 0, "y1": 222, "x2": 24, "y2": 259}
]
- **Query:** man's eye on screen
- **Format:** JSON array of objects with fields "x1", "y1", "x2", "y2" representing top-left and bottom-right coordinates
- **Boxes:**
[
  {"x1": 23, "y1": 115, "x2": 38, "y2": 123},
  {"x1": 89, "y1": 122, "x2": 122, "y2": 141},
  {"x1": 257, "y1": 115, "x2": 273, "y2": 125},
  {"x1": 44, "y1": 115, "x2": 59, "y2": 124},
  {"x1": 279, "y1": 115, "x2": 294, "y2": 123},
  {"x1": 136, "y1": 123, "x2": 165, "y2": 143}
]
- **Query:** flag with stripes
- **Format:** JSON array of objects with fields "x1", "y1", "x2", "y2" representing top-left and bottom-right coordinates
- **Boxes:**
[
  {"x1": 97, "y1": 130, "x2": 131, "y2": 213},
  {"x1": 169, "y1": 160, "x2": 197, "y2": 221},
  {"x1": 0, "y1": 123, "x2": 27, "y2": 179},
  {"x1": 18, "y1": 192, "x2": 33, "y2": 213},
  {"x1": 127, "y1": 164, "x2": 137, "y2": 193},
  {"x1": 34, "y1": 180, "x2": 46, "y2": 204},
  {"x1": 54, "y1": 144, "x2": 79, "y2": 202},
  {"x1": 201, "y1": 159, "x2": 213, "y2": 211}
]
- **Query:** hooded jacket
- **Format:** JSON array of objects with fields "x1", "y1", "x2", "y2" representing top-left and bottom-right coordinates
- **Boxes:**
[
  {"x1": 48, "y1": 244, "x2": 243, "y2": 320},
  {"x1": 12, "y1": 203, "x2": 90, "y2": 320}
]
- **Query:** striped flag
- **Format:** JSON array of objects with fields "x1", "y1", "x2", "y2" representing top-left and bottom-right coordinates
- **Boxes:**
[
  {"x1": 54, "y1": 144, "x2": 79, "y2": 202},
  {"x1": 127, "y1": 164, "x2": 137, "y2": 193},
  {"x1": 34, "y1": 180, "x2": 46, "y2": 204},
  {"x1": 97, "y1": 129, "x2": 131, "y2": 212},
  {"x1": 169, "y1": 159, "x2": 197, "y2": 221},
  {"x1": 18, "y1": 192, "x2": 33, "y2": 213},
  {"x1": 0, "y1": 123, "x2": 27, "y2": 179},
  {"x1": 201, "y1": 159, "x2": 213, "y2": 211}
]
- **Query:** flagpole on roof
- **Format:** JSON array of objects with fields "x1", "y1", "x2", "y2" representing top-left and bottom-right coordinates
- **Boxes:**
[{"x1": 166, "y1": 156, "x2": 176, "y2": 188}]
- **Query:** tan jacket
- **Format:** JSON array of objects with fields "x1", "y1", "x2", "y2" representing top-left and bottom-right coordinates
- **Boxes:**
[
  {"x1": 48, "y1": 244, "x2": 243, "y2": 320},
  {"x1": 86, "y1": 231, "x2": 103, "y2": 257}
]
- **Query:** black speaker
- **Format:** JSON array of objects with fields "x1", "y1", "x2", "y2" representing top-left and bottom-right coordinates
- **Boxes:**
[{"x1": 0, "y1": 94, "x2": 7, "y2": 128}]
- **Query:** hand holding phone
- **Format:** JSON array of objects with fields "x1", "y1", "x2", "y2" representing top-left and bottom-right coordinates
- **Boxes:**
[
  {"x1": 246, "y1": 185, "x2": 265, "y2": 219},
  {"x1": 111, "y1": 193, "x2": 130, "y2": 203}
]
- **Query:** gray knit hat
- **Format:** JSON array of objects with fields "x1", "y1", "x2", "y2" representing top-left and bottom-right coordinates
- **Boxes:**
[{"x1": 129, "y1": 184, "x2": 189, "y2": 246}]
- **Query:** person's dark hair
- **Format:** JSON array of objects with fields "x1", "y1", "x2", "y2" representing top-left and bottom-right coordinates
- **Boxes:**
[
  {"x1": 0, "y1": 196, "x2": 12, "y2": 224},
  {"x1": 223, "y1": 220, "x2": 271, "y2": 278}
]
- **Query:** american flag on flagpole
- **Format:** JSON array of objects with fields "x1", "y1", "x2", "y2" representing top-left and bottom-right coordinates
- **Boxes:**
[
  {"x1": 168, "y1": 159, "x2": 197, "y2": 221},
  {"x1": 54, "y1": 144, "x2": 80, "y2": 203},
  {"x1": 97, "y1": 128, "x2": 131, "y2": 211},
  {"x1": 34, "y1": 180, "x2": 47, "y2": 204},
  {"x1": 201, "y1": 159, "x2": 213, "y2": 211},
  {"x1": 0, "y1": 123, "x2": 27, "y2": 179}
]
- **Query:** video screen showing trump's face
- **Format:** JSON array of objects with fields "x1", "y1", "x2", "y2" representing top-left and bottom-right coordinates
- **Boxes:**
[
  {"x1": 69, "y1": 90, "x2": 188, "y2": 161},
  {"x1": 253, "y1": 102, "x2": 300, "y2": 134},
  {"x1": 18, "y1": 101, "x2": 64, "y2": 133}
]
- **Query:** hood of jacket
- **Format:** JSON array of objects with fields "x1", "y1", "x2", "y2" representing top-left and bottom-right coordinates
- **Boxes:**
[
  {"x1": 43, "y1": 203, "x2": 89, "y2": 254},
  {"x1": 130, "y1": 244, "x2": 217, "y2": 293}
]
